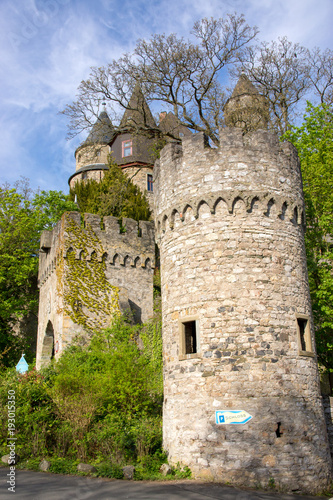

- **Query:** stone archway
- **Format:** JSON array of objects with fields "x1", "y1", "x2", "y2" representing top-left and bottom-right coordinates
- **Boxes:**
[{"x1": 40, "y1": 320, "x2": 55, "y2": 367}]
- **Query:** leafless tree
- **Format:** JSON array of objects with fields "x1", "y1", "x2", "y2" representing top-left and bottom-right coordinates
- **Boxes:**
[
  {"x1": 62, "y1": 14, "x2": 258, "y2": 146},
  {"x1": 236, "y1": 37, "x2": 311, "y2": 135},
  {"x1": 307, "y1": 47, "x2": 333, "y2": 105}
]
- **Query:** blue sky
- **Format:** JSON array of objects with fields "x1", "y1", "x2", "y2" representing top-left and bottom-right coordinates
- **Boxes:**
[{"x1": 1, "y1": 0, "x2": 333, "y2": 194}]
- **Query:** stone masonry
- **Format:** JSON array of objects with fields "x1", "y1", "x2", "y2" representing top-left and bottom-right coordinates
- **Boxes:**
[
  {"x1": 154, "y1": 128, "x2": 332, "y2": 493},
  {"x1": 36, "y1": 211, "x2": 154, "y2": 369}
]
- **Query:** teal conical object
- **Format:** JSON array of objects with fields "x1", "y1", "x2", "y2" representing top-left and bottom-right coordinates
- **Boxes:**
[{"x1": 16, "y1": 354, "x2": 28, "y2": 374}]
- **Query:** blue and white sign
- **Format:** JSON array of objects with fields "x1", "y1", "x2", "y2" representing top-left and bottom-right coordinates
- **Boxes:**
[{"x1": 215, "y1": 410, "x2": 252, "y2": 425}]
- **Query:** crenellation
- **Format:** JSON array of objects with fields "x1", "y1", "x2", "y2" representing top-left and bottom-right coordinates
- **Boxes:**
[
  {"x1": 36, "y1": 76, "x2": 333, "y2": 494},
  {"x1": 83, "y1": 213, "x2": 102, "y2": 231},
  {"x1": 156, "y1": 125, "x2": 331, "y2": 493},
  {"x1": 36, "y1": 211, "x2": 155, "y2": 369},
  {"x1": 123, "y1": 217, "x2": 138, "y2": 235}
]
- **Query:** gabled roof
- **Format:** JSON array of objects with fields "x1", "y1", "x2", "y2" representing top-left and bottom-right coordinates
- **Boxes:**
[
  {"x1": 120, "y1": 83, "x2": 156, "y2": 130},
  {"x1": 84, "y1": 110, "x2": 115, "y2": 145}
]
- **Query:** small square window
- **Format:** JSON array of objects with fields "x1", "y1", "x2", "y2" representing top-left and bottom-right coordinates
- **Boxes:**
[
  {"x1": 147, "y1": 174, "x2": 153, "y2": 192},
  {"x1": 296, "y1": 315, "x2": 313, "y2": 355},
  {"x1": 179, "y1": 317, "x2": 200, "y2": 359},
  {"x1": 122, "y1": 140, "x2": 132, "y2": 157},
  {"x1": 179, "y1": 132, "x2": 184, "y2": 137},
  {"x1": 82, "y1": 172, "x2": 87, "y2": 180}
]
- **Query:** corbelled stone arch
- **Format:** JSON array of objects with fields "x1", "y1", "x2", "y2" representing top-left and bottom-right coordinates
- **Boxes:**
[{"x1": 40, "y1": 320, "x2": 55, "y2": 368}]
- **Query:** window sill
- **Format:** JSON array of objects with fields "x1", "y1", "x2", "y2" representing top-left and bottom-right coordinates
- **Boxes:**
[
  {"x1": 179, "y1": 353, "x2": 201, "y2": 361},
  {"x1": 298, "y1": 350, "x2": 315, "y2": 357}
]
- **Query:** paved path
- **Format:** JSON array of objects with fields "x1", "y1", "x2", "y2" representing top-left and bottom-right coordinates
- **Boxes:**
[{"x1": 0, "y1": 469, "x2": 329, "y2": 500}]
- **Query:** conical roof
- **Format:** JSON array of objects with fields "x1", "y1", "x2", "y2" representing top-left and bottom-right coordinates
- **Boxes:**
[
  {"x1": 84, "y1": 110, "x2": 115, "y2": 145},
  {"x1": 224, "y1": 74, "x2": 269, "y2": 132},
  {"x1": 120, "y1": 83, "x2": 156, "y2": 130},
  {"x1": 230, "y1": 73, "x2": 260, "y2": 99}
]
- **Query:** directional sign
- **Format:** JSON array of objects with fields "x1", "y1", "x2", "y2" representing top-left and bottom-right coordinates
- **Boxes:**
[{"x1": 215, "y1": 410, "x2": 252, "y2": 425}]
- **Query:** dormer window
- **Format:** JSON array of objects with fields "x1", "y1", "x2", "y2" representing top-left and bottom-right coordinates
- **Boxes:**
[{"x1": 122, "y1": 140, "x2": 132, "y2": 158}]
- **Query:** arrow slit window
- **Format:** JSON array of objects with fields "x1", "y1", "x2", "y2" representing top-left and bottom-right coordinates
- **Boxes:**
[
  {"x1": 296, "y1": 315, "x2": 313, "y2": 355},
  {"x1": 147, "y1": 174, "x2": 153, "y2": 192}
]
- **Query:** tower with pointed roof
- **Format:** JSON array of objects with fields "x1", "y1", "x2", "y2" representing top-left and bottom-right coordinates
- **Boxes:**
[
  {"x1": 224, "y1": 74, "x2": 269, "y2": 132},
  {"x1": 69, "y1": 105, "x2": 115, "y2": 189},
  {"x1": 68, "y1": 87, "x2": 163, "y2": 209},
  {"x1": 107, "y1": 84, "x2": 158, "y2": 208}
]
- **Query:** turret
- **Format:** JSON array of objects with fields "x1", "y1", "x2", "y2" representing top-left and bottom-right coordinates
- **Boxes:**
[
  {"x1": 68, "y1": 105, "x2": 114, "y2": 189},
  {"x1": 224, "y1": 74, "x2": 269, "y2": 132},
  {"x1": 154, "y1": 82, "x2": 331, "y2": 493}
]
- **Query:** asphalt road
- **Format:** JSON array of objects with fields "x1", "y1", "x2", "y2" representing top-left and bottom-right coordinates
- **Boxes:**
[{"x1": 0, "y1": 469, "x2": 329, "y2": 500}]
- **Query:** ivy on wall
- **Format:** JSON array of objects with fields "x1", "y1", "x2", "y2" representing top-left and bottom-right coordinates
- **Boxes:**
[{"x1": 57, "y1": 214, "x2": 120, "y2": 332}]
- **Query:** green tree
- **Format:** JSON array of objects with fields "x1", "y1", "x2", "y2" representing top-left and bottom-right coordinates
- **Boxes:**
[
  {"x1": 70, "y1": 159, "x2": 151, "y2": 221},
  {"x1": 284, "y1": 103, "x2": 333, "y2": 379},
  {"x1": 0, "y1": 185, "x2": 77, "y2": 366}
]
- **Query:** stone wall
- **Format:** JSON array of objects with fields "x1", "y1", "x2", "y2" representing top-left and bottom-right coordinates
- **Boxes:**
[
  {"x1": 323, "y1": 396, "x2": 333, "y2": 459},
  {"x1": 75, "y1": 144, "x2": 110, "y2": 171},
  {"x1": 122, "y1": 165, "x2": 154, "y2": 210},
  {"x1": 154, "y1": 128, "x2": 332, "y2": 494},
  {"x1": 36, "y1": 211, "x2": 154, "y2": 369},
  {"x1": 69, "y1": 166, "x2": 107, "y2": 190}
]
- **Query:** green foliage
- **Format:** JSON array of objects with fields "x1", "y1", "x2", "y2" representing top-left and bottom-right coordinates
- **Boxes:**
[
  {"x1": 284, "y1": 103, "x2": 333, "y2": 377},
  {"x1": 49, "y1": 457, "x2": 79, "y2": 475},
  {"x1": 0, "y1": 368, "x2": 58, "y2": 459},
  {"x1": 60, "y1": 215, "x2": 120, "y2": 332},
  {"x1": 95, "y1": 462, "x2": 124, "y2": 479},
  {"x1": 70, "y1": 159, "x2": 151, "y2": 221},
  {"x1": 0, "y1": 184, "x2": 77, "y2": 366},
  {"x1": 0, "y1": 316, "x2": 164, "y2": 471}
]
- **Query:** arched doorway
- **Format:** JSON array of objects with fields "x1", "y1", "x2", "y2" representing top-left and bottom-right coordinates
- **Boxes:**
[{"x1": 40, "y1": 320, "x2": 55, "y2": 367}]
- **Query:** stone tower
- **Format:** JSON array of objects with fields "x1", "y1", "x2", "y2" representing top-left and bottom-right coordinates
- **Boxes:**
[
  {"x1": 154, "y1": 84, "x2": 331, "y2": 492},
  {"x1": 69, "y1": 106, "x2": 115, "y2": 189},
  {"x1": 224, "y1": 74, "x2": 269, "y2": 132}
]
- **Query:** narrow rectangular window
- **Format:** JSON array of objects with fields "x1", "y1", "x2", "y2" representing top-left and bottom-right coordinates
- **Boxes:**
[
  {"x1": 179, "y1": 317, "x2": 200, "y2": 359},
  {"x1": 147, "y1": 174, "x2": 153, "y2": 192},
  {"x1": 122, "y1": 140, "x2": 132, "y2": 158},
  {"x1": 296, "y1": 316, "x2": 313, "y2": 354},
  {"x1": 184, "y1": 321, "x2": 197, "y2": 354}
]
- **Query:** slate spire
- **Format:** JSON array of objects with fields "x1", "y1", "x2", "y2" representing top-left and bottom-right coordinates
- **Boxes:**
[
  {"x1": 84, "y1": 107, "x2": 115, "y2": 145},
  {"x1": 120, "y1": 83, "x2": 156, "y2": 130}
]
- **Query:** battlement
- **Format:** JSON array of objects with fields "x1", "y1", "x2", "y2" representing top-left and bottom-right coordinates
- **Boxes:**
[
  {"x1": 156, "y1": 123, "x2": 331, "y2": 493},
  {"x1": 38, "y1": 212, "x2": 155, "y2": 286},
  {"x1": 156, "y1": 127, "x2": 298, "y2": 164},
  {"x1": 154, "y1": 128, "x2": 304, "y2": 225}
]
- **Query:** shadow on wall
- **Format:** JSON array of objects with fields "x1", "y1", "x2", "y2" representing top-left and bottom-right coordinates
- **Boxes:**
[{"x1": 128, "y1": 299, "x2": 142, "y2": 323}]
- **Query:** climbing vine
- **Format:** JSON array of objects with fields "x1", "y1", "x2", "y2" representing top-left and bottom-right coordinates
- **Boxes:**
[{"x1": 57, "y1": 214, "x2": 120, "y2": 332}]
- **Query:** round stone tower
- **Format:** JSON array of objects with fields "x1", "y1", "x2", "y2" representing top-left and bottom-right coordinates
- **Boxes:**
[
  {"x1": 154, "y1": 99, "x2": 331, "y2": 491},
  {"x1": 224, "y1": 74, "x2": 269, "y2": 132}
]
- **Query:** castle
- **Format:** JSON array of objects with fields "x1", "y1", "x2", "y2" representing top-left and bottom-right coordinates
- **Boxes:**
[{"x1": 36, "y1": 76, "x2": 332, "y2": 493}]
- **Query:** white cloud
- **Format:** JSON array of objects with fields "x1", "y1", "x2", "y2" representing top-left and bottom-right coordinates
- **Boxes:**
[{"x1": 0, "y1": 0, "x2": 332, "y2": 192}]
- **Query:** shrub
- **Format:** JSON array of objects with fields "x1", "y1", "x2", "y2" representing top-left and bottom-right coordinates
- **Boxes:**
[{"x1": 0, "y1": 315, "x2": 164, "y2": 472}]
